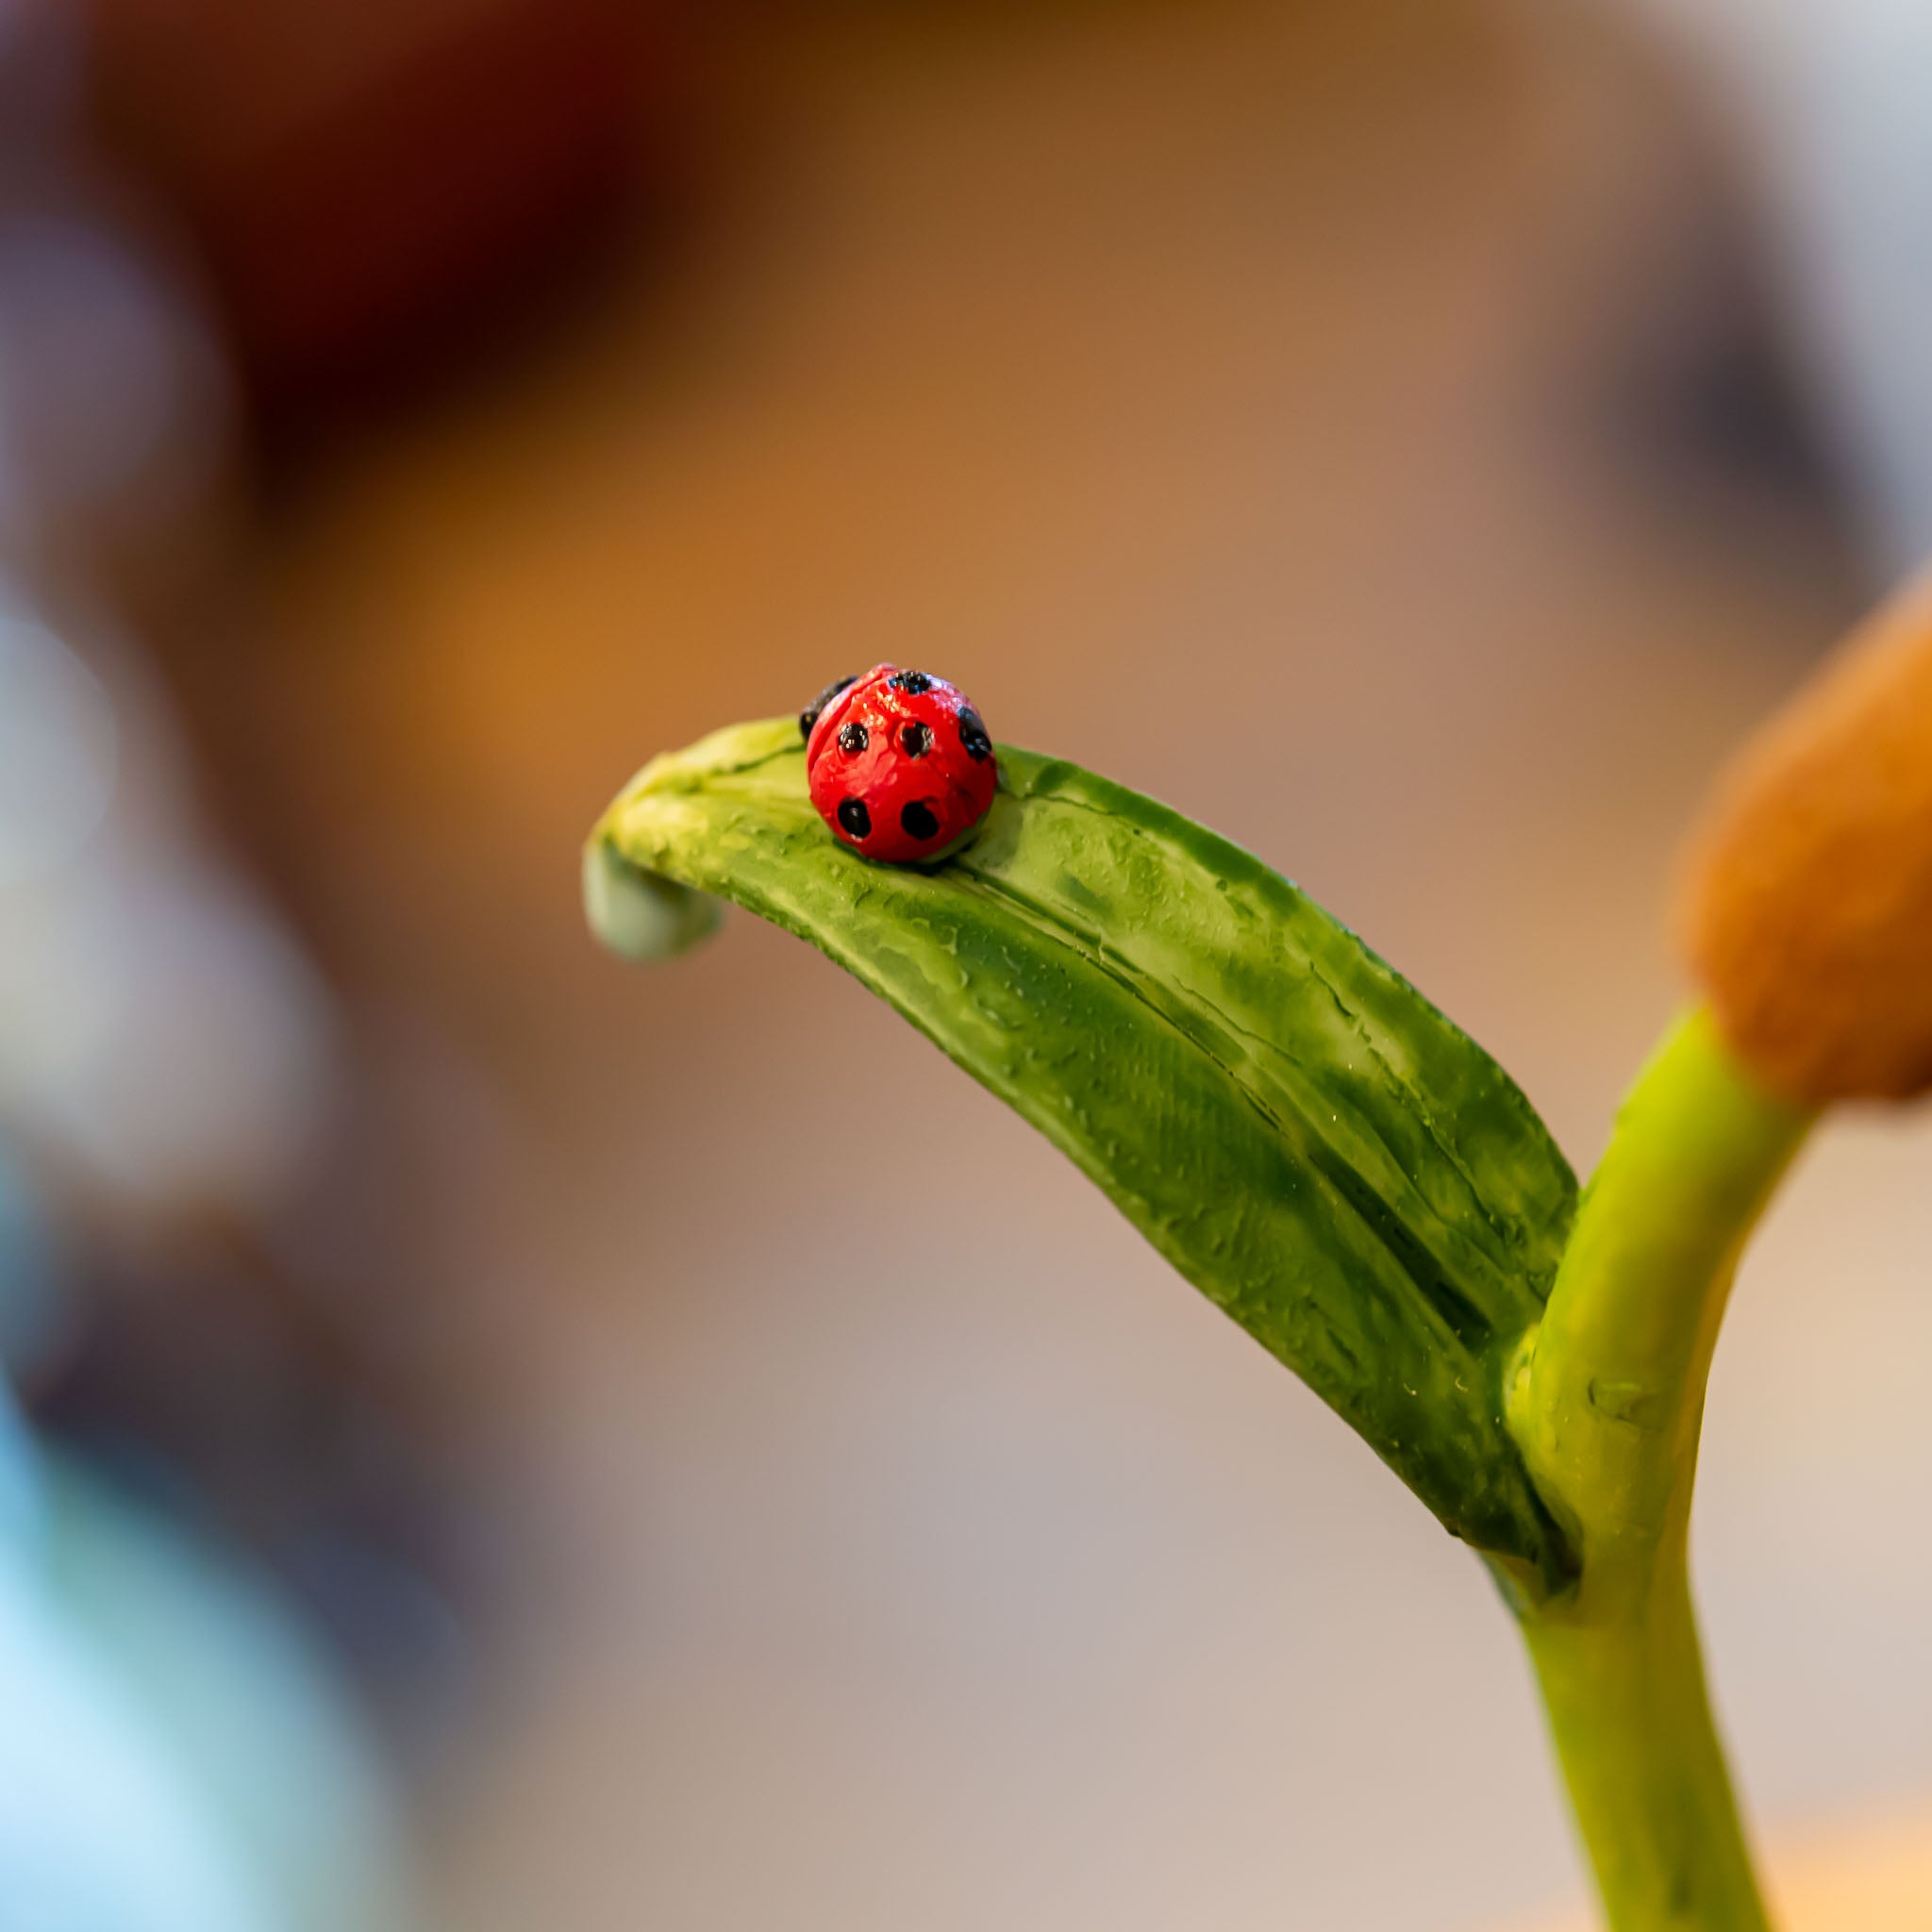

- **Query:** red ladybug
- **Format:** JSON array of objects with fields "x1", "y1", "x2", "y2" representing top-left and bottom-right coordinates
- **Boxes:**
[{"x1": 799, "y1": 665, "x2": 997, "y2": 863}]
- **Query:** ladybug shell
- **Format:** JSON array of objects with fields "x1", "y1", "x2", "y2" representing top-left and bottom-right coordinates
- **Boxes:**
[{"x1": 805, "y1": 665, "x2": 997, "y2": 864}]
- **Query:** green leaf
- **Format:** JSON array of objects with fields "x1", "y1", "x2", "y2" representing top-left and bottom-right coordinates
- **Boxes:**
[{"x1": 588, "y1": 718, "x2": 1578, "y2": 1592}]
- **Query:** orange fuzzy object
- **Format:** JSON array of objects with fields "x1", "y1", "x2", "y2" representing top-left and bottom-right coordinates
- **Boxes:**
[{"x1": 1682, "y1": 572, "x2": 1932, "y2": 1103}]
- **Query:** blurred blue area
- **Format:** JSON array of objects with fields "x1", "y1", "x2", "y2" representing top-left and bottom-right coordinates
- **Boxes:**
[
  {"x1": 0, "y1": 22, "x2": 425, "y2": 1902},
  {"x1": 0, "y1": 1418, "x2": 413, "y2": 1930}
]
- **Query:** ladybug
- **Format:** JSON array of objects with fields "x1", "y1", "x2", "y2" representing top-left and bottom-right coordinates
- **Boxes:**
[{"x1": 799, "y1": 664, "x2": 997, "y2": 864}]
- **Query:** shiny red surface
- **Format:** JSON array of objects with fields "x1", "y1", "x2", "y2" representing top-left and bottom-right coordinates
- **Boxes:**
[{"x1": 805, "y1": 664, "x2": 997, "y2": 865}]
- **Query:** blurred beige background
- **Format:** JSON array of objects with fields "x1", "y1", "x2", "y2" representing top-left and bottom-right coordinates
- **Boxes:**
[{"x1": 7, "y1": 0, "x2": 1931, "y2": 1926}]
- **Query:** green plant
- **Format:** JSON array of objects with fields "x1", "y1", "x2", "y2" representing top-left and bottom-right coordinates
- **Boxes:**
[{"x1": 583, "y1": 637, "x2": 1891, "y2": 1927}]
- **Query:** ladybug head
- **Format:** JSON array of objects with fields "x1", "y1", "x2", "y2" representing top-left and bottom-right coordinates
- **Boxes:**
[{"x1": 799, "y1": 674, "x2": 858, "y2": 741}]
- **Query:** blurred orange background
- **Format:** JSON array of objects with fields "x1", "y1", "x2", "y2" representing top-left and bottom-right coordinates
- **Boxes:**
[{"x1": 3, "y1": 2, "x2": 1929, "y2": 1927}]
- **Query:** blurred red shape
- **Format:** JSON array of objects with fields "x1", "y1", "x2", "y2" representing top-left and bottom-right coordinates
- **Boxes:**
[{"x1": 81, "y1": 0, "x2": 692, "y2": 403}]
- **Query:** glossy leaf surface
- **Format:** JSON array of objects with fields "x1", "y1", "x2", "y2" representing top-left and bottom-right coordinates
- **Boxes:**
[{"x1": 588, "y1": 719, "x2": 1578, "y2": 1590}]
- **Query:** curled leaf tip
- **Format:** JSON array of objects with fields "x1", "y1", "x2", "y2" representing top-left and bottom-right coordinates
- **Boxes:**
[{"x1": 583, "y1": 840, "x2": 721, "y2": 961}]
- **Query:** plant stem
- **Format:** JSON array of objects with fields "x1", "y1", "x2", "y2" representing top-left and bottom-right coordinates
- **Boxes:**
[
  {"x1": 1522, "y1": 1554, "x2": 1769, "y2": 1929},
  {"x1": 1509, "y1": 1008, "x2": 1813, "y2": 1930}
]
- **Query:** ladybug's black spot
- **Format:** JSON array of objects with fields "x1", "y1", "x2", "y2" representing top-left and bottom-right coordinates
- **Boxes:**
[
  {"x1": 900, "y1": 800, "x2": 941, "y2": 841},
  {"x1": 887, "y1": 670, "x2": 933, "y2": 694},
  {"x1": 900, "y1": 720, "x2": 933, "y2": 758},
  {"x1": 800, "y1": 674, "x2": 858, "y2": 739},
  {"x1": 838, "y1": 720, "x2": 869, "y2": 754},
  {"x1": 957, "y1": 707, "x2": 991, "y2": 761},
  {"x1": 837, "y1": 798, "x2": 872, "y2": 840}
]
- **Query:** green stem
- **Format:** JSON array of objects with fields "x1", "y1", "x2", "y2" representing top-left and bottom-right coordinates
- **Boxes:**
[
  {"x1": 1521, "y1": 1554, "x2": 1768, "y2": 1929},
  {"x1": 1509, "y1": 1008, "x2": 1813, "y2": 1930}
]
